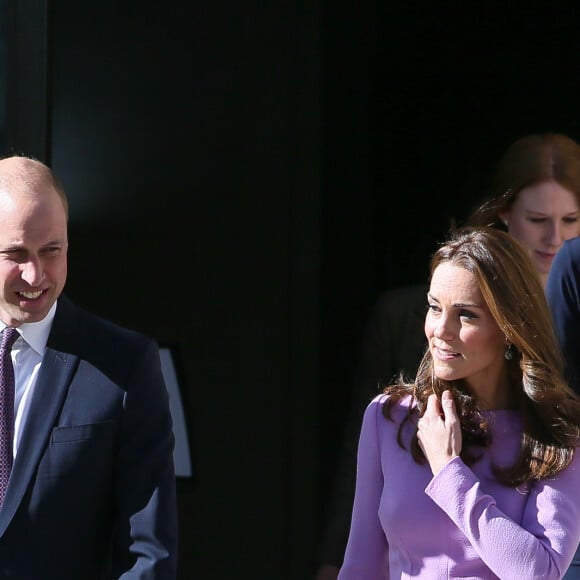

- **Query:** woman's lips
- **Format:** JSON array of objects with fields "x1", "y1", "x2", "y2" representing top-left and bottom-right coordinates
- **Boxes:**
[{"x1": 433, "y1": 346, "x2": 461, "y2": 360}]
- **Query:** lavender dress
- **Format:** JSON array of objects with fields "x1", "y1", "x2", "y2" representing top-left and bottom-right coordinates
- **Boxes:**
[{"x1": 338, "y1": 394, "x2": 580, "y2": 580}]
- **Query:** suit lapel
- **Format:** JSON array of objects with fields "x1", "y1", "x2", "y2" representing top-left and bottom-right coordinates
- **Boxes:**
[{"x1": 0, "y1": 347, "x2": 77, "y2": 535}]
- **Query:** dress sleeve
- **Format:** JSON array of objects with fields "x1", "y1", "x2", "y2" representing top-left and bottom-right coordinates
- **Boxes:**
[
  {"x1": 320, "y1": 287, "x2": 426, "y2": 568},
  {"x1": 338, "y1": 396, "x2": 389, "y2": 580},
  {"x1": 426, "y1": 455, "x2": 580, "y2": 579}
]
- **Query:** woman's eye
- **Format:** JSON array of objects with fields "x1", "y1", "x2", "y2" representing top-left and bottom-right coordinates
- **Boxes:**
[{"x1": 459, "y1": 309, "x2": 477, "y2": 320}]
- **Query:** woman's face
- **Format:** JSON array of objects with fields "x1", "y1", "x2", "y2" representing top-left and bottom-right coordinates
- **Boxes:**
[
  {"x1": 425, "y1": 262, "x2": 507, "y2": 405},
  {"x1": 501, "y1": 181, "x2": 580, "y2": 287}
]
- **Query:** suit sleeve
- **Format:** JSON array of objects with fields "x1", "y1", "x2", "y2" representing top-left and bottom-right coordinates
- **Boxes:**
[
  {"x1": 545, "y1": 238, "x2": 580, "y2": 394},
  {"x1": 111, "y1": 339, "x2": 178, "y2": 579}
]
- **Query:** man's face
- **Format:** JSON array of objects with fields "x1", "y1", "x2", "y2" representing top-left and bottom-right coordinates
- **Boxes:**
[{"x1": 0, "y1": 186, "x2": 68, "y2": 326}]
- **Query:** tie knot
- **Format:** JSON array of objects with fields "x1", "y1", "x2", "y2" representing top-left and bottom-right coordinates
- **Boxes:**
[{"x1": 0, "y1": 328, "x2": 19, "y2": 352}]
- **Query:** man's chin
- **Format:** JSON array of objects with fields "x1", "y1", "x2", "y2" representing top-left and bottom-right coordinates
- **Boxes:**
[{"x1": 10, "y1": 306, "x2": 52, "y2": 325}]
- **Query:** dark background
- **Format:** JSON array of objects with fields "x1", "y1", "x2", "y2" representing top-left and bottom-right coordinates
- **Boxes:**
[{"x1": 2, "y1": 1, "x2": 580, "y2": 578}]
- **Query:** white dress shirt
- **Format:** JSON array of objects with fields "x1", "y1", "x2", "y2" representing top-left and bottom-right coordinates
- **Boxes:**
[{"x1": 1, "y1": 301, "x2": 56, "y2": 456}]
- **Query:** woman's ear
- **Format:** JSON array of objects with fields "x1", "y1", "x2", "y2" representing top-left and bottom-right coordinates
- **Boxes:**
[{"x1": 499, "y1": 211, "x2": 509, "y2": 227}]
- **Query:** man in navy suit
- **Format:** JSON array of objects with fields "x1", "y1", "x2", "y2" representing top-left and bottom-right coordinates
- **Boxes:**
[
  {"x1": 0, "y1": 155, "x2": 177, "y2": 578},
  {"x1": 546, "y1": 236, "x2": 580, "y2": 579}
]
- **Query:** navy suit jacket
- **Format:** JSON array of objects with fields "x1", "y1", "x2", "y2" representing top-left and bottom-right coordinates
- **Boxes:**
[
  {"x1": 546, "y1": 236, "x2": 580, "y2": 395},
  {"x1": 0, "y1": 295, "x2": 178, "y2": 579}
]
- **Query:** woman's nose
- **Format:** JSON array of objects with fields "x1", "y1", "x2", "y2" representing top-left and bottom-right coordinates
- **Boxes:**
[
  {"x1": 545, "y1": 221, "x2": 563, "y2": 246},
  {"x1": 433, "y1": 315, "x2": 454, "y2": 340}
]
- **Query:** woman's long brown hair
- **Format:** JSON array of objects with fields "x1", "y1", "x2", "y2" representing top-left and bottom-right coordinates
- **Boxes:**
[{"x1": 383, "y1": 226, "x2": 580, "y2": 486}]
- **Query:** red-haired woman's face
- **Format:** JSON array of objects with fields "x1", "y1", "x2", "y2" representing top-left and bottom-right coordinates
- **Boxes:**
[{"x1": 500, "y1": 181, "x2": 580, "y2": 288}]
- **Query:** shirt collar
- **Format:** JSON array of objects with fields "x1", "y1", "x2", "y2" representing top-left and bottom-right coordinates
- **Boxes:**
[{"x1": 1, "y1": 301, "x2": 57, "y2": 356}]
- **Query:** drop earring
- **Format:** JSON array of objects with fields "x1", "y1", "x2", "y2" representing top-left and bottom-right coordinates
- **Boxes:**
[{"x1": 505, "y1": 344, "x2": 514, "y2": 360}]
